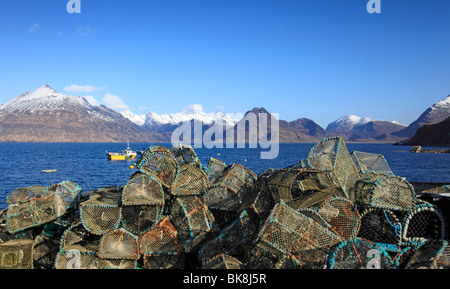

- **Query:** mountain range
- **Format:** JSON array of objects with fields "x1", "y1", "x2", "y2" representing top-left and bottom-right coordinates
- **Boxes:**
[{"x1": 0, "y1": 85, "x2": 449, "y2": 144}]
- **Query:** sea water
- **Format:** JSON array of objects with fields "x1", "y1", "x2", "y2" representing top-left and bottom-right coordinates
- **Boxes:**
[{"x1": 0, "y1": 142, "x2": 449, "y2": 210}]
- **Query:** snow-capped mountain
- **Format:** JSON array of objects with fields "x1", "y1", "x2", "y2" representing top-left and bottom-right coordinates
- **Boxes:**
[
  {"x1": 326, "y1": 115, "x2": 372, "y2": 134},
  {"x1": 0, "y1": 85, "x2": 165, "y2": 142},
  {"x1": 393, "y1": 95, "x2": 450, "y2": 138},
  {"x1": 119, "y1": 110, "x2": 146, "y2": 126},
  {"x1": 144, "y1": 110, "x2": 240, "y2": 127},
  {"x1": 325, "y1": 114, "x2": 408, "y2": 142}
]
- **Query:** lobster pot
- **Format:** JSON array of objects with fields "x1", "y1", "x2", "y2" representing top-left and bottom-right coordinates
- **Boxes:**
[
  {"x1": 402, "y1": 202, "x2": 446, "y2": 246},
  {"x1": 6, "y1": 193, "x2": 67, "y2": 234},
  {"x1": 307, "y1": 137, "x2": 359, "y2": 197},
  {"x1": 316, "y1": 196, "x2": 361, "y2": 241},
  {"x1": 44, "y1": 181, "x2": 82, "y2": 210},
  {"x1": 136, "y1": 146, "x2": 179, "y2": 188},
  {"x1": 171, "y1": 163, "x2": 208, "y2": 196},
  {"x1": 350, "y1": 151, "x2": 393, "y2": 176},
  {"x1": 422, "y1": 185, "x2": 450, "y2": 195},
  {"x1": 33, "y1": 234, "x2": 60, "y2": 269},
  {"x1": 265, "y1": 169, "x2": 330, "y2": 207},
  {"x1": 79, "y1": 195, "x2": 122, "y2": 235},
  {"x1": 121, "y1": 205, "x2": 163, "y2": 236},
  {"x1": 59, "y1": 221, "x2": 101, "y2": 253},
  {"x1": 326, "y1": 238, "x2": 395, "y2": 269},
  {"x1": 98, "y1": 228, "x2": 140, "y2": 260},
  {"x1": 239, "y1": 181, "x2": 275, "y2": 224},
  {"x1": 140, "y1": 217, "x2": 183, "y2": 269},
  {"x1": 204, "y1": 164, "x2": 257, "y2": 212},
  {"x1": 358, "y1": 207, "x2": 404, "y2": 252},
  {"x1": 206, "y1": 157, "x2": 227, "y2": 185},
  {"x1": 202, "y1": 254, "x2": 243, "y2": 269},
  {"x1": 404, "y1": 240, "x2": 450, "y2": 269},
  {"x1": 170, "y1": 144, "x2": 201, "y2": 167},
  {"x1": 255, "y1": 200, "x2": 342, "y2": 257},
  {"x1": 198, "y1": 210, "x2": 257, "y2": 265},
  {"x1": 353, "y1": 174, "x2": 418, "y2": 211},
  {"x1": 0, "y1": 239, "x2": 34, "y2": 269},
  {"x1": 5, "y1": 185, "x2": 46, "y2": 206},
  {"x1": 54, "y1": 249, "x2": 98, "y2": 269},
  {"x1": 170, "y1": 196, "x2": 216, "y2": 253},
  {"x1": 122, "y1": 172, "x2": 165, "y2": 206},
  {"x1": 97, "y1": 259, "x2": 137, "y2": 269},
  {"x1": 276, "y1": 248, "x2": 329, "y2": 269}
]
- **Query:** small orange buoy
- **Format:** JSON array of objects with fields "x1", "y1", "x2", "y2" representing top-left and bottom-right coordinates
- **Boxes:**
[{"x1": 129, "y1": 165, "x2": 135, "y2": 169}]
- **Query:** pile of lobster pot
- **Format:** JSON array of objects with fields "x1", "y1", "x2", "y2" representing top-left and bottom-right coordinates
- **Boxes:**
[{"x1": 0, "y1": 137, "x2": 449, "y2": 269}]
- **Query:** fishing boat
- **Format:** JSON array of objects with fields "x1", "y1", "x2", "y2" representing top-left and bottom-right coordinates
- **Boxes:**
[{"x1": 106, "y1": 142, "x2": 137, "y2": 161}]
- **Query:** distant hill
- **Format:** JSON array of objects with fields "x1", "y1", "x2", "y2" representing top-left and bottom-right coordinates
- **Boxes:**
[
  {"x1": 403, "y1": 117, "x2": 450, "y2": 147},
  {"x1": 326, "y1": 115, "x2": 406, "y2": 142},
  {"x1": 0, "y1": 85, "x2": 166, "y2": 142},
  {"x1": 393, "y1": 95, "x2": 450, "y2": 138}
]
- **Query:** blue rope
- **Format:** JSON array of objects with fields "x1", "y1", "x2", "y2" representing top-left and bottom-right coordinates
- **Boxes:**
[{"x1": 383, "y1": 209, "x2": 402, "y2": 236}]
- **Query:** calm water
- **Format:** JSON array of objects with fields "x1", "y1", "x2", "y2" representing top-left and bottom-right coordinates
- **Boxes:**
[{"x1": 0, "y1": 142, "x2": 449, "y2": 210}]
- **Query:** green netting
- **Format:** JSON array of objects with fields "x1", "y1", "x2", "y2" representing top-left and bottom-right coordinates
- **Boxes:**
[
  {"x1": 44, "y1": 181, "x2": 82, "y2": 210},
  {"x1": 401, "y1": 202, "x2": 446, "y2": 246},
  {"x1": 202, "y1": 253, "x2": 243, "y2": 269},
  {"x1": 122, "y1": 172, "x2": 165, "y2": 206},
  {"x1": 98, "y1": 228, "x2": 140, "y2": 260},
  {"x1": 33, "y1": 234, "x2": 60, "y2": 269},
  {"x1": 59, "y1": 221, "x2": 100, "y2": 254},
  {"x1": 5, "y1": 186, "x2": 46, "y2": 206},
  {"x1": 353, "y1": 174, "x2": 418, "y2": 211},
  {"x1": 251, "y1": 200, "x2": 342, "y2": 269},
  {"x1": 170, "y1": 196, "x2": 217, "y2": 253},
  {"x1": 316, "y1": 196, "x2": 361, "y2": 241},
  {"x1": 204, "y1": 164, "x2": 257, "y2": 212},
  {"x1": 307, "y1": 137, "x2": 360, "y2": 198},
  {"x1": 198, "y1": 210, "x2": 257, "y2": 265},
  {"x1": 6, "y1": 193, "x2": 67, "y2": 234},
  {"x1": 404, "y1": 240, "x2": 449, "y2": 269},
  {"x1": 170, "y1": 144, "x2": 201, "y2": 167},
  {"x1": 54, "y1": 249, "x2": 98, "y2": 269},
  {"x1": 205, "y1": 157, "x2": 227, "y2": 185},
  {"x1": 171, "y1": 163, "x2": 208, "y2": 196},
  {"x1": 136, "y1": 146, "x2": 179, "y2": 188},
  {"x1": 79, "y1": 192, "x2": 122, "y2": 235},
  {"x1": 0, "y1": 239, "x2": 35, "y2": 269},
  {"x1": 139, "y1": 217, "x2": 183, "y2": 269},
  {"x1": 121, "y1": 204, "x2": 163, "y2": 235},
  {"x1": 326, "y1": 237, "x2": 395, "y2": 269},
  {"x1": 357, "y1": 207, "x2": 404, "y2": 252},
  {"x1": 350, "y1": 151, "x2": 393, "y2": 176}
]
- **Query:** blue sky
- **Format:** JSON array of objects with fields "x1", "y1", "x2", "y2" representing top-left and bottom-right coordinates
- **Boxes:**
[{"x1": 0, "y1": 0, "x2": 449, "y2": 128}]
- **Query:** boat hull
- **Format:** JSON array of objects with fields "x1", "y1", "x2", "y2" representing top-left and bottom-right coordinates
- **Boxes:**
[{"x1": 106, "y1": 153, "x2": 137, "y2": 161}]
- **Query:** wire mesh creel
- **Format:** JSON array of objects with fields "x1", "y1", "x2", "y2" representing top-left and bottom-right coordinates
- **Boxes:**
[
  {"x1": 139, "y1": 216, "x2": 183, "y2": 269},
  {"x1": 250, "y1": 200, "x2": 343, "y2": 269},
  {"x1": 136, "y1": 146, "x2": 179, "y2": 188},
  {"x1": 350, "y1": 151, "x2": 393, "y2": 176},
  {"x1": 169, "y1": 196, "x2": 217, "y2": 253},
  {"x1": 353, "y1": 174, "x2": 418, "y2": 212},
  {"x1": 204, "y1": 163, "x2": 257, "y2": 213},
  {"x1": 264, "y1": 168, "x2": 339, "y2": 210},
  {"x1": 326, "y1": 237, "x2": 395, "y2": 269},
  {"x1": 307, "y1": 137, "x2": 360, "y2": 198},
  {"x1": 6, "y1": 193, "x2": 67, "y2": 234}
]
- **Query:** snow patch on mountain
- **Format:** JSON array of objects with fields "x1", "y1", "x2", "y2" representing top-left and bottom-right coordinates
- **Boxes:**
[
  {"x1": 326, "y1": 115, "x2": 372, "y2": 132},
  {"x1": 143, "y1": 110, "x2": 241, "y2": 127},
  {"x1": 119, "y1": 110, "x2": 146, "y2": 126},
  {"x1": 431, "y1": 95, "x2": 450, "y2": 111}
]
